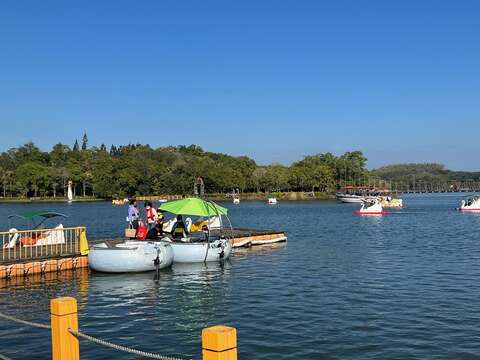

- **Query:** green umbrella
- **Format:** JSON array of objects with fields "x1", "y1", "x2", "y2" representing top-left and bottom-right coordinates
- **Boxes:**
[{"x1": 159, "y1": 197, "x2": 228, "y2": 217}]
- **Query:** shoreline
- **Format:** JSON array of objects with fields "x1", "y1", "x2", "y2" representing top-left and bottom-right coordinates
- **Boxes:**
[
  {"x1": 0, "y1": 197, "x2": 105, "y2": 204},
  {"x1": 0, "y1": 192, "x2": 336, "y2": 203}
]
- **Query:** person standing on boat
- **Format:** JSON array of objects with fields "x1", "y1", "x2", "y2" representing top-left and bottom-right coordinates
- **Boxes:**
[
  {"x1": 127, "y1": 199, "x2": 139, "y2": 229},
  {"x1": 144, "y1": 201, "x2": 158, "y2": 230},
  {"x1": 156, "y1": 210, "x2": 165, "y2": 236},
  {"x1": 171, "y1": 214, "x2": 189, "y2": 239}
]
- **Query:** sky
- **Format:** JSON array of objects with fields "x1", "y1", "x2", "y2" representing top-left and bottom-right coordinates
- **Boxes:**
[{"x1": 0, "y1": 0, "x2": 479, "y2": 170}]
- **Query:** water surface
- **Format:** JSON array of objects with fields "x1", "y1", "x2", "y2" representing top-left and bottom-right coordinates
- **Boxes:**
[{"x1": 1, "y1": 194, "x2": 480, "y2": 359}]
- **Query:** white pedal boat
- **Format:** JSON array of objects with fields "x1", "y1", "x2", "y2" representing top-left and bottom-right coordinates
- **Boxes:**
[
  {"x1": 163, "y1": 237, "x2": 232, "y2": 263},
  {"x1": 354, "y1": 198, "x2": 387, "y2": 215},
  {"x1": 88, "y1": 240, "x2": 174, "y2": 273},
  {"x1": 457, "y1": 196, "x2": 480, "y2": 212}
]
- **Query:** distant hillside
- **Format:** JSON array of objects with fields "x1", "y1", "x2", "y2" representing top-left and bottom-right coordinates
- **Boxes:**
[{"x1": 373, "y1": 163, "x2": 480, "y2": 187}]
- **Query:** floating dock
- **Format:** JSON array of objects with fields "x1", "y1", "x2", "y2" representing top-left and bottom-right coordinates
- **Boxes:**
[
  {"x1": 0, "y1": 227, "x2": 286, "y2": 279},
  {"x1": 210, "y1": 228, "x2": 287, "y2": 248},
  {"x1": 0, "y1": 226, "x2": 89, "y2": 279}
]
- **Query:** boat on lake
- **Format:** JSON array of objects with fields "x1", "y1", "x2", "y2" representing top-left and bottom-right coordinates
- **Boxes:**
[
  {"x1": 163, "y1": 237, "x2": 232, "y2": 263},
  {"x1": 268, "y1": 198, "x2": 278, "y2": 205},
  {"x1": 457, "y1": 195, "x2": 480, "y2": 212},
  {"x1": 336, "y1": 192, "x2": 364, "y2": 203},
  {"x1": 379, "y1": 196, "x2": 403, "y2": 208},
  {"x1": 158, "y1": 198, "x2": 233, "y2": 263},
  {"x1": 353, "y1": 198, "x2": 386, "y2": 215},
  {"x1": 88, "y1": 240, "x2": 173, "y2": 273}
]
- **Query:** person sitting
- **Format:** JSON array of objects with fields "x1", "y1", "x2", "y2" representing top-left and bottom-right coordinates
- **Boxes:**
[
  {"x1": 146, "y1": 223, "x2": 162, "y2": 240},
  {"x1": 171, "y1": 215, "x2": 189, "y2": 239},
  {"x1": 156, "y1": 211, "x2": 165, "y2": 236},
  {"x1": 202, "y1": 224, "x2": 209, "y2": 241}
]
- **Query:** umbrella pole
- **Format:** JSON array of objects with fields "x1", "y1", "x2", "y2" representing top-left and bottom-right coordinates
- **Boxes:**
[{"x1": 204, "y1": 199, "x2": 224, "y2": 263}]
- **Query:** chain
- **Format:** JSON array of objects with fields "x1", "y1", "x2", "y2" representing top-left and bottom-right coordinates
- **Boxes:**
[
  {"x1": 0, "y1": 312, "x2": 50, "y2": 330},
  {"x1": 68, "y1": 328, "x2": 187, "y2": 360},
  {"x1": 0, "y1": 312, "x2": 188, "y2": 360}
]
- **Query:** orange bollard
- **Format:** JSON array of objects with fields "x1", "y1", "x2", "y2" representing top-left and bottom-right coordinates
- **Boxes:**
[
  {"x1": 51, "y1": 297, "x2": 80, "y2": 360},
  {"x1": 202, "y1": 325, "x2": 237, "y2": 360}
]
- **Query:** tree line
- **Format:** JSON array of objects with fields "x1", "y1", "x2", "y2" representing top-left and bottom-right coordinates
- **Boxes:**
[
  {"x1": 0, "y1": 135, "x2": 370, "y2": 198},
  {"x1": 2, "y1": 136, "x2": 476, "y2": 198},
  {"x1": 372, "y1": 163, "x2": 480, "y2": 191}
]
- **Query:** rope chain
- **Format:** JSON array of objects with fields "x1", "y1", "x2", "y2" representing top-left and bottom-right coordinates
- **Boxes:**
[
  {"x1": 0, "y1": 312, "x2": 188, "y2": 360},
  {"x1": 0, "y1": 312, "x2": 50, "y2": 330},
  {"x1": 68, "y1": 328, "x2": 188, "y2": 360}
]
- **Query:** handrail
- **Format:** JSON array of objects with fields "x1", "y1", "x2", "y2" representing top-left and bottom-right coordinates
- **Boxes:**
[
  {"x1": 0, "y1": 226, "x2": 86, "y2": 235},
  {"x1": 0, "y1": 226, "x2": 88, "y2": 263}
]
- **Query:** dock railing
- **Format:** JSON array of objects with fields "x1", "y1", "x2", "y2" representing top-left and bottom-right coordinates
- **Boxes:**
[
  {"x1": 0, "y1": 296, "x2": 238, "y2": 360},
  {"x1": 0, "y1": 227, "x2": 88, "y2": 264}
]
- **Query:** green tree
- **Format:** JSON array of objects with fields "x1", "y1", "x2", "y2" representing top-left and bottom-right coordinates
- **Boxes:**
[{"x1": 81, "y1": 133, "x2": 88, "y2": 151}]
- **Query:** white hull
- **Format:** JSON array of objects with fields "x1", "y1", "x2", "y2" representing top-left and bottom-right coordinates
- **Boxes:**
[
  {"x1": 336, "y1": 193, "x2": 364, "y2": 203},
  {"x1": 354, "y1": 198, "x2": 385, "y2": 215},
  {"x1": 88, "y1": 241, "x2": 174, "y2": 273},
  {"x1": 457, "y1": 196, "x2": 480, "y2": 211},
  {"x1": 166, "y1": 239, "x2": 232, "y2": 263}
]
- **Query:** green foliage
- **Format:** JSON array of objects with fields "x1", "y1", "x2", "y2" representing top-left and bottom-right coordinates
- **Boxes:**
[
  {"x1": 14, "y1": 140, "x2": 475, "y2": 198},
  {"x1": 373, "y1": 163, "x2": 480, "y2": 188},
  {"x1": 73, "y1": 140, "x2": 80, "y2": 152},
  {"x1": 81, "y1": 133, "x2": 88, "y2": 151}
]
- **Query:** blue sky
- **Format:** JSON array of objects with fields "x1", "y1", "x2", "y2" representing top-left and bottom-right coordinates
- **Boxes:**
[{"x1": 0, "y1": 0, "x2": 479, "y2": 170}]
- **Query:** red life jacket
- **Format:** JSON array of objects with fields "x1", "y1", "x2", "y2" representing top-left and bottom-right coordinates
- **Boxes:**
[
  {"x1": 146, "y1": 207, "x2": 156, "y2": 223},
  {"x1": 136, "y1": 222, "x2": 148, "y2": 240}
]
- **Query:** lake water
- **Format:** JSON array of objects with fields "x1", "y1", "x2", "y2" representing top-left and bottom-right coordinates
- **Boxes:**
[{"x1": 1, "y1": 194, "x2": 480, "y2": 359}]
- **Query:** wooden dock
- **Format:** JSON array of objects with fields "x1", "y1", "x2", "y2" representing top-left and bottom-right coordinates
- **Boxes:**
[{"x1": 210, "y1": 228, "x2": 287, "y2": 248}]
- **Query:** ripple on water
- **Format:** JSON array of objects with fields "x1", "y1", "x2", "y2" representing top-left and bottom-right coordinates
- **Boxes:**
[{"x1": 1, "y1": 196, "x2": 480, "y2": 359}]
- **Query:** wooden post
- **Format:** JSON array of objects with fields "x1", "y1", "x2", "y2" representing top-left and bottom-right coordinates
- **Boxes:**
[
  {"x1": 51, "y1": 297, "x2": 80, "y2": 360},
  {"x1": 202, "y1": 325, "x2": 237, "y2": 360}
]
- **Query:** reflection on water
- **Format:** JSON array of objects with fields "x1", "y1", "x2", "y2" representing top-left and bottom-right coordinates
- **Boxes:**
[{"x1": 1, "y1": 195, "x2": 480, "y2": 359}]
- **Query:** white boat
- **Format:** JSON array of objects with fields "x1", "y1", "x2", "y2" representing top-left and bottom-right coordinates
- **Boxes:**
[
  {"x1": 163, "y1": 237, "x2": 232, "y2": 263},
  {"x1": 88, "y1": 240, "x2": 174, "y2": 273},
  {"x1": 336, "y1": 192, "x2": 364, "y2": 203},
  {"x1": 354, "y1": 198, "x2": 386, "y2": 215},
  {"x1": 233, "y1": 197, "x2": 240, "y2": 204},
  {"x1": 268, "y1": 198, "x2": 277, "y2": 205},
  {"x1": 457, "y1": 196, "x2": 480, "y2": 212},
  {"x1": 158, "y1": 198, "x2": 233, "y2": 263},
  {"x1": 379, "y1": 196, "x2": 403, "y2": 208}
]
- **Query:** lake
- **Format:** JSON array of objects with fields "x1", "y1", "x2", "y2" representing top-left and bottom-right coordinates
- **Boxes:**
[{"x1": 1, "y1": 194, "x2": 480, "y2": 359}]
